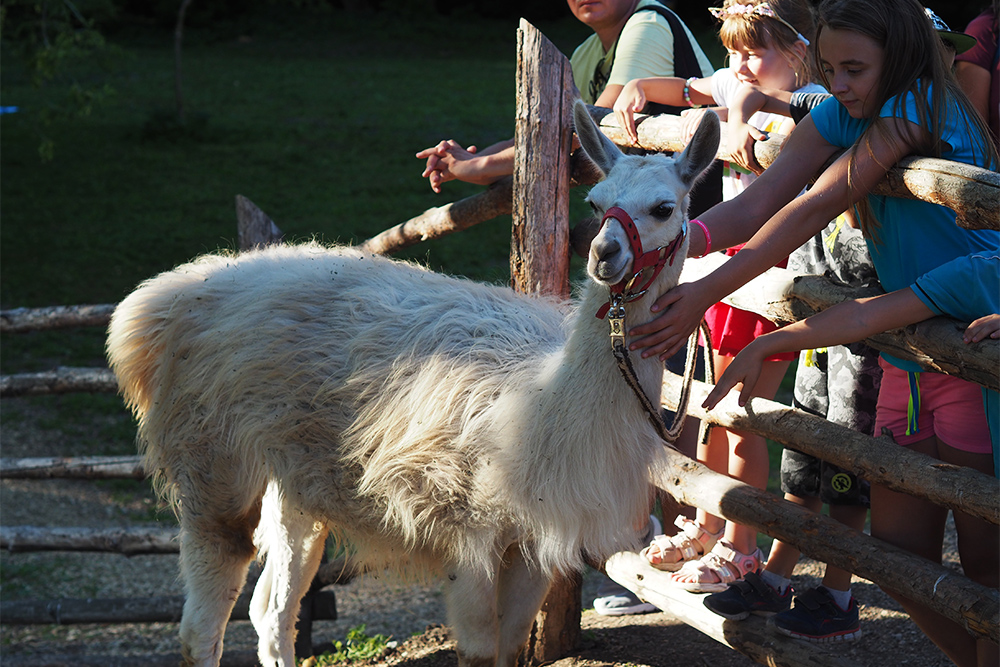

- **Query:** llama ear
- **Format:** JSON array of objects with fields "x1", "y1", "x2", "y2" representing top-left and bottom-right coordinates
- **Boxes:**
[
  {"x1": 573, "y1": 100, "x2": 620, "y2": 176},
  {"x1": 675, "y1": 110, "x2": 721, "y2": 187}
]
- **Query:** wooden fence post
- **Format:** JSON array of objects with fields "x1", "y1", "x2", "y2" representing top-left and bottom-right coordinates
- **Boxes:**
[
  {"x1": 510, "y1": 19, "x2": 573, "y2": 300},
  {"x1": 510, "y1": 19, "x2": 578, "y2": 665},
  {"x1": 236, "y1": 195, "x2": 283, "y2": 250}
]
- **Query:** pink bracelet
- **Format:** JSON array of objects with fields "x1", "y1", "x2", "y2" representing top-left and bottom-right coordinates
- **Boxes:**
[
  {"x1": 683, "y1": 77, "x2": 701, "y2": 108},
  {"x1": 690, "y1": 219, "x2": 712, "y2": 257}
]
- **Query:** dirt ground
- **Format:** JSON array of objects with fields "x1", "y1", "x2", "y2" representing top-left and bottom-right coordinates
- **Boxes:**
[{"x1": 339, "y1": 555, "x2": 959, "y2": 667}]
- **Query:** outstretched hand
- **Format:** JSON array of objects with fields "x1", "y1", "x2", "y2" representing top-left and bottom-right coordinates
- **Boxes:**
[
  {"x1": 415, "y1": 140, "x2": 479, "y2": 193},
  {"x1": 964, "y1": 313, "x2": 1000, "y2": 343},
  {"x1": 701, "y1": 341, "x2": 767, "y2": 410},
  {"x1": 627, "y1": 280, "x2": 713, "y2": 360}
]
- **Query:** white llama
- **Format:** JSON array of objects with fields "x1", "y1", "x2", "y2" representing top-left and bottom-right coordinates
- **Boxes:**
[{"x1": 105, "y1": 101, "x2": 720, "y2": 667}]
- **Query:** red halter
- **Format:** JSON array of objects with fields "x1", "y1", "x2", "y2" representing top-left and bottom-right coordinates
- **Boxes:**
[{"x1": 595, "y1": 206, "x2": 686, "y2": 319}]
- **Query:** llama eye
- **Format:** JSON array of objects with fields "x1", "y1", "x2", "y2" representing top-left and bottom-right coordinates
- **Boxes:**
[
  {"x1": 652, "y1": 203, "x2": 674, "y2": 219},
  {"x1": 589, "y1": 201, "x2": 601, "y2": 215}
]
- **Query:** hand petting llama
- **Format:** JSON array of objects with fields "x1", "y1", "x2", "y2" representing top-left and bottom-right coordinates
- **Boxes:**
[{"x1": 105, "y1": 101, "x2": 720, "y2": 667}]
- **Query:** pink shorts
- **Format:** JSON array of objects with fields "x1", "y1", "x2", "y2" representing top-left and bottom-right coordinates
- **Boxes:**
[{"x1": 875, "y1": 358, "x2": 992, "y2": 453}]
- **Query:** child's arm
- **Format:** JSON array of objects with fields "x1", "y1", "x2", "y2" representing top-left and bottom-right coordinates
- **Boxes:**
[
  {"x1": 612, "y1": 76, "x2": 714, "y2": 144},
  {"x1": 727, "y1": 85, "x2": 796, "y2": 174},
  {"x1": 415, "y1": 139, "x2": 515, "y2": 193},
  {"x1": 702, "y1": 287, "x2": 935, "y2": 409}
]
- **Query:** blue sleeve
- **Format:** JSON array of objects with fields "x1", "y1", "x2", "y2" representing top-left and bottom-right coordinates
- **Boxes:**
[
  {"x1": 912, "y1": 253, "x2": 1000, "y2": 322},
  {"x1": 809, "y1": 95, "x2": 864, "y2": 149}
]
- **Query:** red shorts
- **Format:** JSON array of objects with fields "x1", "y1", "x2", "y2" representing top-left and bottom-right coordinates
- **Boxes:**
[
  {"x1": 701, "y1": 245, "x2": 795, "y2": 362},
  {"x1": 874, "y1": 358, "x2": 992, "y2": 453}
]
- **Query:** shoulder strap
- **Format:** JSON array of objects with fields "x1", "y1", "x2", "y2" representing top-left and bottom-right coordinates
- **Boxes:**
[
  {"x1": 638, "y1": 1, "x2": 705, "y2": 80},
  {"x1": 636, "y1": 1, "x2": 707, "y2": 115}
]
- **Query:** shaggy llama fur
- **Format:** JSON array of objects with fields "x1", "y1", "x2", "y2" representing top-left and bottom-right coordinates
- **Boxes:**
[{"x1": 105, "y1": 101, "x2": 720, "y2": 667}]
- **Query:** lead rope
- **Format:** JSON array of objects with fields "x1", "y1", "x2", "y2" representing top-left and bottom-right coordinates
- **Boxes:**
[{"x1": 607, "y1": 292, "x2": 714, "y2": 444}]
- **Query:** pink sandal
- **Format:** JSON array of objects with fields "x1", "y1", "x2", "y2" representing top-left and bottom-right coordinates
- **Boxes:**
[
  {"x1": 639, "y1": 516, "x2": 723, "y2": 572},
  {"x1": 669, "y1": 540, "x2": 763, "y2": 593}
]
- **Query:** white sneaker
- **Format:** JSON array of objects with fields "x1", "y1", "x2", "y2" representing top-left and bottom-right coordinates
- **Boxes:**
[{"x1": 593, "y1": 575, "x2": 658, "y2": 616}]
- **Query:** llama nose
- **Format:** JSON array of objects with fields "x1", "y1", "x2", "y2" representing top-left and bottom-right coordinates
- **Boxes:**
[{"x1": 591, "y1": 239, "x2": 623, "y2": 280}]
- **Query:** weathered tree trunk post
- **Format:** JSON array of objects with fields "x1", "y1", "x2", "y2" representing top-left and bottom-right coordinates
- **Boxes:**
[
  {"x1": 510, "y1": 19, "x2": 573, "y2": 300},
  {"x1": 510, "y1": 19, "x2": 579, "y2": 665}
]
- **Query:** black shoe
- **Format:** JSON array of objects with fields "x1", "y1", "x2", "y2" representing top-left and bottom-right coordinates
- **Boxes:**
[
  {"x1": 703, "y1": 571, "x2": 792, "y2": 620},
  {"x1": 770, "y1": 586, "x2": 861, "y2": 643}
]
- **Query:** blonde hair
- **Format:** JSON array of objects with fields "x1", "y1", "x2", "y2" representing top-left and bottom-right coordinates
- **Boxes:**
[
  {"x1": 715, "y1": 0, "x2": 817, "y2": 87},
  {"x1": 816, "y1": 0, "x2": 999, "y2": 241}
]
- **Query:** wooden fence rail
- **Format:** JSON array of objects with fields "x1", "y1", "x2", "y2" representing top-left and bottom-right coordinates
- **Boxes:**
[
  {"x1": 0, "y1": 456, "x2": 144, "y2": 480},
  {"x1": 680, "y1": 254, "x2": 1000, "y2": 392},
  {"x1": 0, "y1": 304, "x2": 116, "y2": 333},
  {"x1": 360, "y1": 106, "x2": 999, "y2": 258}
]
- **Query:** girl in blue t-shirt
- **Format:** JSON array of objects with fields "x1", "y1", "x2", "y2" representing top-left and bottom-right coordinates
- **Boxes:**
[{"x1": 625, "y1": 0, "x2": 998, "y2": 663}]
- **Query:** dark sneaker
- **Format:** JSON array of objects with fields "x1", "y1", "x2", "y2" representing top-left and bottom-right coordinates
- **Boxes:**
[
  {"x1": 703, "y1": 571, "x2": 792, "y2": 620},
  {"x1": 770, "y1": 586, "x2": 862, "y2": 643}
]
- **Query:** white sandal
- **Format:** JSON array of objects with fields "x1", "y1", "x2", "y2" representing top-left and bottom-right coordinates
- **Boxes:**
[
  {"x1": 639, "y1": 516, "x2": 723, "y2": 572},
  {"x1": 670, "y1": 540, "x2": 764, "y2": 593}
]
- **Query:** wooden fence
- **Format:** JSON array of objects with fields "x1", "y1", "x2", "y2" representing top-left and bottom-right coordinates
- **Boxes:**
[
  {"x1": 1, "y1": 18, "x2": 997, "y2": 667},
  {"x1": 0, "y1": 202, "x2": 345, "y2": 667}
]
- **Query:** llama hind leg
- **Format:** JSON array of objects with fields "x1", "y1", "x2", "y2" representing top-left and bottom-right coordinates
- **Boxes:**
[
  {"x1": 177, "y1": 506, "x2": 261, "y2": 667},
  {"x1": 249, "y1": 483, "x2": 328, "y2": 667},
  {"x1": 495, "y1": 545, "x2": 553, "y2": 667}
]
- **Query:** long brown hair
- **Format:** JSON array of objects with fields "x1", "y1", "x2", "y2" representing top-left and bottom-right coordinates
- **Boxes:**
[{"x1": 816, "y1": 0, "x2": 998, "y2": 241}]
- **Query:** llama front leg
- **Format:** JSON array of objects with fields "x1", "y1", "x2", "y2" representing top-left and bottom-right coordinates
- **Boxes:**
[
  {"x1": 178, "y1": 511, "x2": 260, "y2": 667},
  {"x1": 444, "y1": 564, "x2": 502, "y2": 667},
  {"x1": 249, "y1": 484, "x2": 328, "y2": 667},
  {"x1": 495, "y1": 544, "x2": 553, "y2": 667}
]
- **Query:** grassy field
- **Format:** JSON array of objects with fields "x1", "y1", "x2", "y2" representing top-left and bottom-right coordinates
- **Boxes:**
[{"x1": 0, "y1": 9, "x2": 601, "y2": 368}]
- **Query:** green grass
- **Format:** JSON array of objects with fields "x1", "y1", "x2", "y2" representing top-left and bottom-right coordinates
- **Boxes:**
[
  {"x1": 0, "y1": 557, "x2": 73, "y2": 598},
  {"x1": 0, "y1": 9, "x2": 560, "y2": 379},
  {"x1": 309, "y1": 624, "x2": 392, "y2": 665},
  {"x1": 0, "y1": 7, "x2": 724, "y2": 316}
]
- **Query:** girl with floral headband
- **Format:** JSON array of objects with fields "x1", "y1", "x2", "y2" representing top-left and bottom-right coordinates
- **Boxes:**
[{"x1": 614, "y1": 0, "x2": 824, "y2": 594}]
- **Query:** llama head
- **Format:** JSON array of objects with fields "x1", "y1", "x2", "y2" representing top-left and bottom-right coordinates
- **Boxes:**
[{"x1": 572, "y1": 101, "x2": 719, "y2": 293}]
